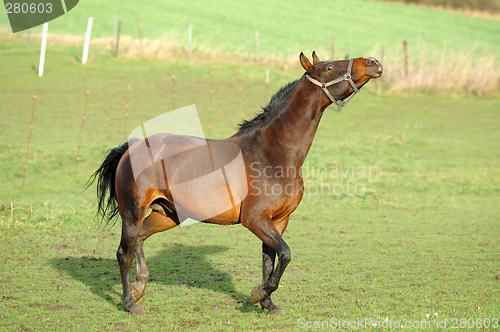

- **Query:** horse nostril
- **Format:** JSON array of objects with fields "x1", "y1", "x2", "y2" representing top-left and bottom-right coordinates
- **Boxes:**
[{"x1": 366, "y1": 58, "x2": 376, "y2": 66}]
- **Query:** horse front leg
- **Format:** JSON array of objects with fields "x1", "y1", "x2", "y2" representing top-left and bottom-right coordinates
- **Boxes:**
[
  {"x1": 259, "y1": 216, "x2": 289, "y2": 314},
  {"x1": 244, "y1": 215, "x2": 291, "y2": 313},
  {"x1": 259, "y1": 244, "x2": 285, "y2": 314},
  {"x1": 251, "y1": 237, "x2": 290, "y2": 306}
]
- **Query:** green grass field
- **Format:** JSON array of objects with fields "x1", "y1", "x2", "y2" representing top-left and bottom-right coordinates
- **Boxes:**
[
  {"x1": 1, "y1": 0, "x2": 499, "y2": 330},
  {"x1": 0, "y1": 39, "x2": 499, "y2": 331}
]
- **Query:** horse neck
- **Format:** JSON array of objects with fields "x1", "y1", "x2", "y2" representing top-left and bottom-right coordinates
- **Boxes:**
[{"x1": 263, "y1": 77, "x2": 329, "y2": 168}]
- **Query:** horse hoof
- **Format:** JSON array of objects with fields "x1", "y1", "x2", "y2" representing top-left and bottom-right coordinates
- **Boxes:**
[
  {"x1": 269, "y1": 307, "x2": 285, "y2": 315},
  {"x1": 251, "y1": 285, "x2": 267, "y2": 304},
  {"x1": 131, "y1": 285, "x2": 143, "y2": 303},
  {"x1": 128, "y1": 304, "x2": 146, "y2": 316}
]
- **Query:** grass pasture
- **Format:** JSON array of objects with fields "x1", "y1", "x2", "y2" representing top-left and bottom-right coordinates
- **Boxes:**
[{"x1": 0, "y1": 38, "x2": 499, "y2": 331}]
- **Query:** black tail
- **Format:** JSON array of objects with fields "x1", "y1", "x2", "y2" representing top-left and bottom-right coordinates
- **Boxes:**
[{"x1": 86, "y1": 141, "x2": 133, "y2": 227}]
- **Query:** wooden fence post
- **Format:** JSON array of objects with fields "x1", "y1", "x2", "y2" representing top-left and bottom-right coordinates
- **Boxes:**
[
  {"x1": 137, "y1": 20, "x2": 143, "y2": 54},
  {"x1": 264, "y1": 68, "x2": 269, "y2": 105},
  {"x1": 403, "y1": 40, "x2": 408, "y2": 77},
  {"x1": 171, "y1": 74, "x2": 176, "y2": 111},
  {"x1": 123, "y1": 86, "x2": 130, "y2": 142},
  {"x1": 187, "y1": 25, "x2": 193, "y2": 60},
  {"x1": 235, "y1": 68, "x2": 246, "y2": 114},
  {"x1": 112, "y1": 16, "x2": 117, "y2": 54},
  {"x1": 27, "y1": 12, "x2": 34, "y2": 43},
  {"x1": 208, "y1": 71, "x2": 214, "y2": 136},
  {"x1": 114, "y1": 21, "x2": 122, "y2": 57},
  {"x1": 254, "y1": 29, "x2": 259, "y2": 62},
  {"x1": 331, "y1": 37, "x2": 335, "y2": 60},
  {"x1": 75, "y1": 91, "x2": 90, "y2": 177},
  {"x1": 22, "y1": 95, "x2": 37, "y2": 189}
]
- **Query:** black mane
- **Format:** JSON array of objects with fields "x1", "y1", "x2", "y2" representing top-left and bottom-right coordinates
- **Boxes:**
[{"x1": 238, "y1": 79, "x2": 300, "y2": 131}]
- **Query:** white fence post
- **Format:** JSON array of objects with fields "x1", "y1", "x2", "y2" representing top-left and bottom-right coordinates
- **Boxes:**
[
  {"x1": 38, "y1": 22, "x2": 48, "y2": 77},
  {"x1": 82, "y1": 17, "x2": 93, "y2": 65}
]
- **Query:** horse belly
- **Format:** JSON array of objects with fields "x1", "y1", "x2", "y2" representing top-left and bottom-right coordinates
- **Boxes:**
[
  {"x1": 160, "y1": 138, "x2": 246, "y2": 225},
  {"x1": 204, "y1": 203, "x2": 242, "y2": 225},
  {"x1": 166, "y1": 165, "x2": 244, "y2": 224}
]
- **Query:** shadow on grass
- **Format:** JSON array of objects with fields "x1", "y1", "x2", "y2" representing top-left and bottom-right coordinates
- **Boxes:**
[{"x1": 50, "y1": 244, "x2": 259, "y2": 313}]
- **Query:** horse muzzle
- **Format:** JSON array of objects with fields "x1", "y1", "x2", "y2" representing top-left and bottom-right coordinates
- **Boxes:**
[{"x1": 365, "y1": 58, "x2": 383, "y2": 78}]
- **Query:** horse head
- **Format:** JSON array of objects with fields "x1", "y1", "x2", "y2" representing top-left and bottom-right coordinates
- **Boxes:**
[{"x1": 300, "y1": 52, "x2": 383, "y2": 107}]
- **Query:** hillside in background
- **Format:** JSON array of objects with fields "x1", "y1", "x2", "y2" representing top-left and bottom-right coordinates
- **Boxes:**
[
  {"x1": 381, "y1": 0, "x2": 500, "y2": 13},
  {"x1": 1, "y1": 0, "x2": 499, "y2": 59},
  {"x1": 1, "y1": 0, "x2": 499, "y2": 96}
]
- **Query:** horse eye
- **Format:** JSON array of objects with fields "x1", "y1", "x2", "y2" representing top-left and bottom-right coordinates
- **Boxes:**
[{"x1": 327, "y1": 66, "x2": 333, "y2": 71}]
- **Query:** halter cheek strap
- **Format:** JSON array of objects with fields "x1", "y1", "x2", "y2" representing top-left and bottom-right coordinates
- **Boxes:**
[{"x1": 305, "y1": 58, "x2": 359, "y2": 107}]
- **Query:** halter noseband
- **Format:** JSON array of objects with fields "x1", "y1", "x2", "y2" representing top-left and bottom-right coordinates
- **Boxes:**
[{"x1": 305, "y1": 58, "x2": 359, "y2": 108}]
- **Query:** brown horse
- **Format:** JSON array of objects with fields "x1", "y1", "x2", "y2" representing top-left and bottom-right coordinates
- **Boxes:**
[{"x1": 89, "y1": 52, "x2": 383, "y2": 315}]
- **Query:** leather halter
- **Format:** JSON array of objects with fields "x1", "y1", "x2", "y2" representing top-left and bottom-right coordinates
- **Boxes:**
[{"x1": 305, "y1": 58, "x2": 359, "y2": 107}]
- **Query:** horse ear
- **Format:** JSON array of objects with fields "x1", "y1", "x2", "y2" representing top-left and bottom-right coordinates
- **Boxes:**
[
  {"x1": 300, "y1": 52, "x2": 312, "y2": 72},
  {"x1": 312, "y1": 51, "x2": 320, "y2": 64}
]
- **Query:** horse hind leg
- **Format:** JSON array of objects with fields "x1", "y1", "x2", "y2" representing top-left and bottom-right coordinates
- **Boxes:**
[
  {"x1": 116, "y1": 212, "x2": 146, "y2": 316},
  {"x1": 131, "y1": 242, "x2": 148, "y2": 303},
  {"x1": 131, "y1": 203, "x2": 179, "y2": 304}
]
